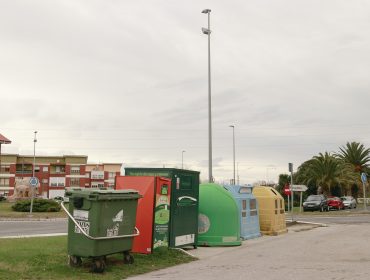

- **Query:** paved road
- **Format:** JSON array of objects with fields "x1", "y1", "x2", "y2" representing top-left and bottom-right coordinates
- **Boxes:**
[
  {"x1": 287, "y1": 212, "x2": 370, "y2": 224},
  {"x1": 0, "y1": 220, "x2": 67, "y2": 237},
  {"x1": 0, "y1": 212, "x2": 369, "y2": 237},
  {"x1": 128, "y1": 223, "x2": 370, "y2": 280}
]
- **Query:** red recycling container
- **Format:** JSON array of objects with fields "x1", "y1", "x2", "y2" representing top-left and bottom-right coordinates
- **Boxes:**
[{"x1": 115, "y1": 176, "x2": 171, "y2": 254}]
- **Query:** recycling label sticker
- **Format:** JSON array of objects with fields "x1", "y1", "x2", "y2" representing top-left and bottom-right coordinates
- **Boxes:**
[
  {"x1": 75, "y1": 221, "x2": 90, "y2": 235},
  {"x1": 107, "y1": 223, "x2": 120, "y2": 237},
  {"x1": 112, "y1": 210, "x2": 123, "y2": 222}
]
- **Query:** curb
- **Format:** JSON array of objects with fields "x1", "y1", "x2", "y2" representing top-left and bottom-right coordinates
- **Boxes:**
[
  {"x1": 0, "y1": 233, "x2": 67, "y2": 239},
  {"x1": 0, "y1": 218, "x2": 67, "y2": 222}
]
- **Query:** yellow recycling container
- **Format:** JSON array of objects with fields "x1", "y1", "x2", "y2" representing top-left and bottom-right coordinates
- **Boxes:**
[{"x1": 253, "y1": 186, "x2": 287, "y2": 236}]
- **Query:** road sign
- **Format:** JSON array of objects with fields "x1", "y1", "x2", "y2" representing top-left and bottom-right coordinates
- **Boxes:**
[
  {"x1": 283, "y1": 185, "x2": 291, "y2": 196},
  {"x1": 29, "y1": 177, "x2": 39, "y2": 187},
  {"x1": 361, "y1": 173, "x2": 367, "y2": 184},
  {"x1": 290, "y1": 185, "x2": 308, "y2": 192}
]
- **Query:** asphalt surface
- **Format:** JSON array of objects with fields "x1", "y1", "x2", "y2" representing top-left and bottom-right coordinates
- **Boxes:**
[
  {"x1": 128, "y1": 223, "x2": 370, "y2": 280},
  {"x1": 0, "y1": 219, "x2": 67, "y2": 237},
  {"x1": 1, "y1": 211, "x2": 369, "y2": 237}
]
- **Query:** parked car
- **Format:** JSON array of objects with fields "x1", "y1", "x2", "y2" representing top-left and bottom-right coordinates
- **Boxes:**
[
  {"x1": 340, "y1": 196, "x2": 357, "y2": 209},
  {"x1": 327, "y1": 196, "x2": 344, "y2": 210},
  {"x1": 0, "y1": 195, "x2": 6, "y2": 202},
  {"x1": 303, "y1": 195, "x2": 329, "y2": 212}
]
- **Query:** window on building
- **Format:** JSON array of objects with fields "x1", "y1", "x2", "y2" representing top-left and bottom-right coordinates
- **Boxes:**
[
  {"x1": 50, "y1": 177, "x2": 65, "y2": 187},
  {"x1": 91, "y1": 171, "x2": 104, "y2": 180},
  {"x1": 71, "y1": 166, "x2": 80, "y2": 174},
  {"x1": 108, "y1": 172, "x2": 116, "y2": 179},
  {"x1": 0, "y1": 178, "x2": 10, "y2": 186},
  {"x1": 55, "y1": 166, "x2": 65, "y2": 173},
  {"x1": 34, "y1": 166, "x2": 40, "y2": 172},
  {"x1": 0, "y1": 165, "x2": 10, "y2": 173},
  {"x1": 70, "y1": 178, "x2": 80, "y2": 187},
  {"x1": 43, "y1": 166, "x2": 48, "y2": 172},
  {"x1": 91, "y1": 182, "x2": 104, "y2": 188},
  {"x1": 42, "y1": 179, "x2": 48, "y2": 184}
]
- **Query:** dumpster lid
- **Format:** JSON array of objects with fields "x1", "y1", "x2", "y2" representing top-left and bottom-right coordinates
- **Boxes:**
[{"x1": 65, "y1": 188, "x2": 141, "y2": 200}]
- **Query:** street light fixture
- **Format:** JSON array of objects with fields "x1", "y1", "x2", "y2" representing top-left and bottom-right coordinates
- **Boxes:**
[
  {"x1": 182, "y1": 150, "x2": 186, "y2": 169},
  {"x1": 202, "y1": 8, "x2": 213, "y2": 183},
  {"x1": 229, "y1": 125, "x2": 235, "y2": 185}
]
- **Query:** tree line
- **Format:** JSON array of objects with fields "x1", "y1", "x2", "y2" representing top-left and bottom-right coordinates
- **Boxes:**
[{"x1": 277, "y1": 142, "x2": 370, "y2": 198}]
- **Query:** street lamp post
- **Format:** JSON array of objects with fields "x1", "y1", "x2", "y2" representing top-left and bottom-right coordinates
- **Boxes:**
[
  {"x1": 229, "y1": 125, "x2": 235, "y2": 185},
  {"x1": 182, "y1": 150, "x2": 186, "y2": 169},
  {"x1": 202, "y1": 8, "x2": 213, "y2": 183},
  {"x1": 29, "y1": 131, "x2": 37, "y2": 216}
]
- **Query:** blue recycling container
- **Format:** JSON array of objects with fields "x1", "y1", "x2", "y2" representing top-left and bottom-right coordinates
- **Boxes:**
[{"x1": 224, "y1": 185, "x2": 261, "y2": 240}]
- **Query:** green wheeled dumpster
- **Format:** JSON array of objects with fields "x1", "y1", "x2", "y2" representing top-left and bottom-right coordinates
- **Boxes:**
[{"x1": 62, "y1": 188, "x2": 141, "y2": 273}]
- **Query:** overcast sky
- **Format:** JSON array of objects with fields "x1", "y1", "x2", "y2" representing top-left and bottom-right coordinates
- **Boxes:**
[{"x1": 1, "y1": 0, "x2": 370, "y2": 184}]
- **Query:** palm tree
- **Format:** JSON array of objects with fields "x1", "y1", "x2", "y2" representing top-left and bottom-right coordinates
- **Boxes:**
[
  {"x1": 296, "y1": 152, "x2": 358, "y2": 195},
  {"x1": 336, "y1": 142, "x2": 370, "y2": 172}
]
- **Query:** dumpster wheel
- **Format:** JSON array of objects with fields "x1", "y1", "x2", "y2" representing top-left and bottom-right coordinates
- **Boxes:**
[
  {"x1": 69, "y1": 255, "x2": 82, "y2": 267},
  {"x1": 91, "y1": 257, "x2": 106, "y2": 273},
  {"x1": 123, "y1": 251, "x2": 134, "y2": 264}
]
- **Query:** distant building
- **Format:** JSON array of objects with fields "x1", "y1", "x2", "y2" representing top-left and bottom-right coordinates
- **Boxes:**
[
  {"x1": 0, "y1": 154, "x2": 121, "y2": 198},
  {"x1": 85, "y1": 163, "x2": 122, "y2": 189}
]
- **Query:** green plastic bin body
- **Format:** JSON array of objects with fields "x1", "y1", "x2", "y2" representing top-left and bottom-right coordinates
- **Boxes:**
[
  {"x1": 198, "y1": 183, "x2": 241, "y2": 246},
  {"x1": 65, "y1": 188, "x2": 141, "y2": 258},
  {"x1": 124, "y1": 168, "x2": 199, "y2": 248}
]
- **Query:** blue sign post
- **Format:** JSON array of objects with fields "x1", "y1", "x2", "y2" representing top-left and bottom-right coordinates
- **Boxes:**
[
  {"x1": 29, "y1": 177, "x2": 39, "y2": 187},
  {"x1": 361, "y1": 173, "x2": 367, "y2": 210}
]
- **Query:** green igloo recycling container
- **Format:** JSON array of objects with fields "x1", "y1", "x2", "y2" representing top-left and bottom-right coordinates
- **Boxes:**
[{"x1": 197, "y1": 183, "x2": 241, "y2": 246}]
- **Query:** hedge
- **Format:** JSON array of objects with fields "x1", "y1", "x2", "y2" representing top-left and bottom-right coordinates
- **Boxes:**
[{"x1": 12, "y1": 199, "x2": 61, "y2": 212}]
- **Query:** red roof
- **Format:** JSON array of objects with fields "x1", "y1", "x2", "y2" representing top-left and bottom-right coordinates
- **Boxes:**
[{"x1": 0, "y1": 134, "x2": 11, "y2": 144}]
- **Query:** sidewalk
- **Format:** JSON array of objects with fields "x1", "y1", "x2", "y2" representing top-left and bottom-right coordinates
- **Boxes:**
[{"x1": 184, "y1": 221, "x2": 322, "y2": 260}]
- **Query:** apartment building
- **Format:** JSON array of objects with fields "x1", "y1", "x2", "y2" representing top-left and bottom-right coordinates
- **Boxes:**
[
  {"x1": 0, "y1": 154, "x2": 122, "y2": 198},
  {"x1": 85, "y1": 163, "x2": 122, "y2": 189}
]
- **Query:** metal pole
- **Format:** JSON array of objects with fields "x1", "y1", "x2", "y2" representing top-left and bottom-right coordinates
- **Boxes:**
[
  {"x1": 291, "y1": 169, "x2": 294, "y2": 221},
  {"x1": 29, "y1": 131, "x2": 37, "y2": 215},
  {"x1": 300, "y1": 192, "x2": 303, "y2": 213},
  {"x1": 207, "y1": 12, "x2": 213, "y2": 183},
  {"x1": 363, "y1": 181, "x2": 367, "y2": 211},
  {"x1": 287, "y1": 194, "x2": 290, "y2": 213},
  {"x1": 182, "y1": 150, "x2": 185, "y2": 169},
  {"x1": 237, "y1": 162, "x2": 240, "y2": 185},
  {"x1": 202, "y1": 9, "x2": 212, "y2": 183},
  {"x1": 229, "y1": 125, "x2": 235, "y2": 185},
  {"x1": 0, "y1": 143, "x2": 2, "y2": 174}
]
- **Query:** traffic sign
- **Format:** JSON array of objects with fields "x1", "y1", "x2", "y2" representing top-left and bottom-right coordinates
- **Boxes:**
[
  {"x1": 283, "y1": 184, "x2": 291, "y2": 196},
  {"x1": 361, "y1": 173, "x2": 367, "y2": 184},
  {"x1": 290, "y1": 185, "x2": 308, "y2": 192},
  {"x1": 29, "y1": 177, "x2": 39, "y2": 187}
]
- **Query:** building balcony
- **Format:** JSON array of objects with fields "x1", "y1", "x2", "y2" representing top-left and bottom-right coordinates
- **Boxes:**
[{"x1": 15, "y1": 170, "x2": 33, "y2": 174}]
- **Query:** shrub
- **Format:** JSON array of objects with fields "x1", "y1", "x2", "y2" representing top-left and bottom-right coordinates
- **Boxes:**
[{"x1": 12, "y1": 199, "x2": 61, "y2": 212}]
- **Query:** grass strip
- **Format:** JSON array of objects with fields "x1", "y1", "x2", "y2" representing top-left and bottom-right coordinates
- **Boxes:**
[{"x1": 0, "y1": 236, "x2": 196, "y2": 279}]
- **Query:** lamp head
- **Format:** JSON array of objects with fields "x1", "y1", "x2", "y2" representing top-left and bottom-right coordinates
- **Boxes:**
[
  {"x1": 202, "y1": 27, "x2": 211, "y2": 35},
  {"x1": 202, "y1": 9, "x2": 211, "y2": 14}
]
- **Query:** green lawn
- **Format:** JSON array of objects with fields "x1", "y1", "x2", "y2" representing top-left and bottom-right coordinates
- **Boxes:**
[
  {"x1": 0, "y1": 201, "x2": 67, "y2": 219},
  {"x1": 0, "y1": 236, "x2": 195, "y2": 280}
]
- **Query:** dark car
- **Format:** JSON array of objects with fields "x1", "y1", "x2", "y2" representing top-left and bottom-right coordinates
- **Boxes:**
[
  {"x1": 0, "y1": 195, "x2": 6, "y2": 202},
  {"x1": 303, "y1": 195, "x2": 329, "y2": 212},
  {"x1": 327, "y1": 196, "x2": 344, "y2": 210}
]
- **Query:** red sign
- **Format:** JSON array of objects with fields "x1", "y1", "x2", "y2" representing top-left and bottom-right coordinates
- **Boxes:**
[{"x1": 283, "y1": 184, "x2": 291, "y2": 196}]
